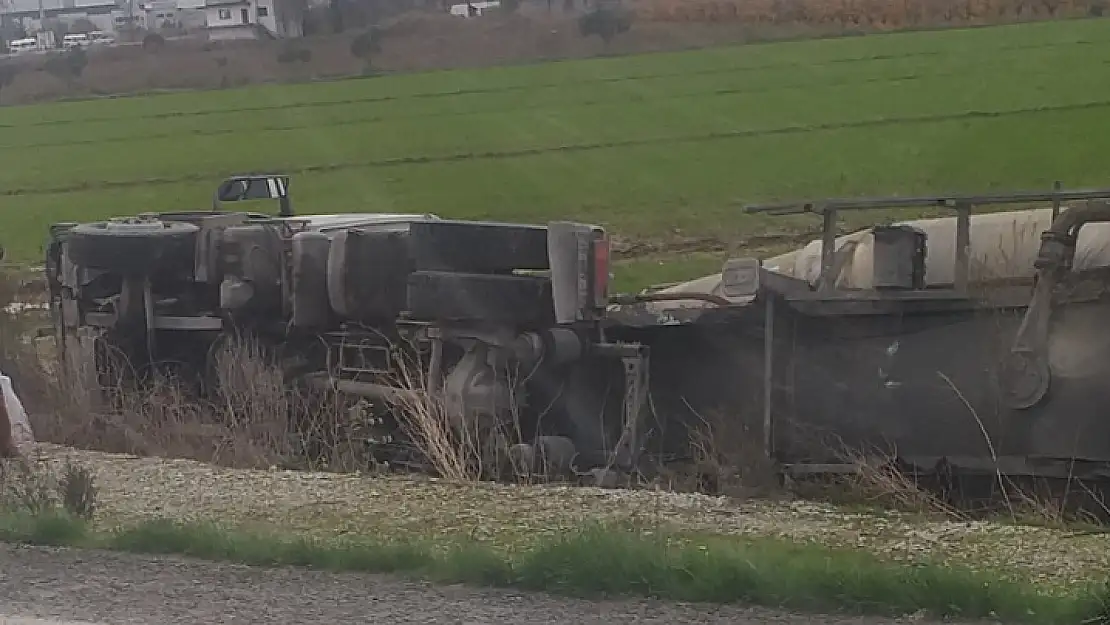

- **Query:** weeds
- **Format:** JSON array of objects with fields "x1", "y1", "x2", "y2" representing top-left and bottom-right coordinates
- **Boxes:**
[
  {"x1": 0, "y1": 457, "x2": 57, "y2": 516},
  {"x1": 2, "y1": 327, "x2": 370, "y2": 473},
  {"x1": 0, "y1": 511, "x2": 1102, "y2": 624},
  {"x1": 0, "y1": 454, "x2": 100, "y2": 522},
  {"x1": 59, "y1": 459, "x2": 97, "y2": 521},
  {"x1": 382, "y1": 333, "x2": 534, "y2": 483}
]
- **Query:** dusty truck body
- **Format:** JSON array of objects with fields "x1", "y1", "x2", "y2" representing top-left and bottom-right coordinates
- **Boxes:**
[
  {"x1": 43, "y1": 174, "x2": 677, "y2": 476},
  {"x1": 607, "y1": 186, "x2": 1110, "y2": 482},
  {"x1": 45, "y1": 174, "x2": 1110, "y2": 483}
]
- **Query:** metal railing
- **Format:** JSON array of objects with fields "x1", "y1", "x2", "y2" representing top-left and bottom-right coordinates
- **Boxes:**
[{"x1": 743, "y1": 181, "x2": 1110, "y2": 293}]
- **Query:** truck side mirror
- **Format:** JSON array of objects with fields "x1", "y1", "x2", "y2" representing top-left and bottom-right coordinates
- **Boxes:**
[
  {"x1": 213, "y1": 175, "x2": 293, "y2": 216},
  {"x1": 216, "y1": 179, "x2": 250, "y2": 202}
]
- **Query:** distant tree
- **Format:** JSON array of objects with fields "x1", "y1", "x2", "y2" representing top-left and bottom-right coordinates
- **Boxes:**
[
  {"x1": 65, "y1": 47, "x2": 88, "y2": 78},
  {"x1": 330, "y1": 0, "x2": 344, "y2": 31},
  {"x1": 0, "y1": 63, "x2": 19, "y2": 103},
  {"x1": 276, "y1": 42, "x2": 312, "y2": 63},
  {"x1": 43, "y1": 48, "x2": 87, "y2": 86},
  {"x1": 216, "y1": 55, "x2": 230, "y2": 89},
  {"x1": 41, "y1": 18, "x2": 68, "y2": 42},
  {"x1": 328, "y1": 0, "x2": 372, "y2": 33},
  {"x1": 68, "y1": 18, "x2": 98, "y2": 34},
  {"x1": 141, "y1": 32, "x2": 165, "y2": 52},
  {"x1": 577, "y1": 5, "x2": 632, "y2": 46},
  {"x1": 349, "y1": 27, "x2": 381, "y2": 71},
  {"x1": 1, "y1": 22, "x2": 27, "y2": 44},
  {"x1": 302, "y1": 4, "x2": 332, "y2": 34},
  {"x1": 275, "y1": 0, "x2": 309, "y2": 34}
]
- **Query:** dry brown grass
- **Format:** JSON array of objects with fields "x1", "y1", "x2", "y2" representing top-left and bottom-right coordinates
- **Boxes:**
[
  {"x1": 380, "y1": 333, "x2": 566, "y2": 483},
  {"x1": 652, "y1": 396, "x2": 779, "y2": 497},
  {"x1": 635, "y1": 0, "x2": 1102, "y2": 27},
  {"x1": 788, "y1": 365, "x2": 1110, "y2": 530},
  {"x1": 383, "y1": 336, "x2": 499, "y2": 481},
  {"x1": 0, "y1": 316, "x2": 371, "y2": 473},
  {"x1": 0, "y1": 453, "x2": 99, "y2": 520}
]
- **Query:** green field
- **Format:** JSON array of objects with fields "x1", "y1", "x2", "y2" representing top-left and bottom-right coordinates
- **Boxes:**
[{"x1": 4, "y1": 18, "x2": 1110, "y2": 289}]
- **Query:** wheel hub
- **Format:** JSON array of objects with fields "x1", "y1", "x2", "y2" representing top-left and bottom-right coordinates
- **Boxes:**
[{"x1": 999, "y1": 351, "x2": 1051, "y2": 410}]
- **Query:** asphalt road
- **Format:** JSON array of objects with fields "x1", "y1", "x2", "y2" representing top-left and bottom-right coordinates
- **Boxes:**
[{"x1": 0, "y1": 544, "x2": 980, "y2": 625}]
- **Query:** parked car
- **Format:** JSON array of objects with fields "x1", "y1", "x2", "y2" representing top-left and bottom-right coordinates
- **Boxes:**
[
  {"x1": 62, "y1": 33, "x2": 90, "y2": 49},
  {"x1": 6, "y1": 38, "x2": 38, "y2": 54},
  {"x1": 88, "y1": 31, "x2": 116, "y2": 46}
]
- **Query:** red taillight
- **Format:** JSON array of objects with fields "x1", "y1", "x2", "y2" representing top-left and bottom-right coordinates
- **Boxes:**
[{"x1": 592, "y1": 231, "x2": 609, "y2": 306}]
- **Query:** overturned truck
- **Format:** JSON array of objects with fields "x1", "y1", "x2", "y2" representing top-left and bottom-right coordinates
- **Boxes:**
[
  {"x1": 44, "y1": 175, "x2": 697, "y2": 476},
  {"x1": 42, "y1": 176, "x2": 1110, "y2": 483}
]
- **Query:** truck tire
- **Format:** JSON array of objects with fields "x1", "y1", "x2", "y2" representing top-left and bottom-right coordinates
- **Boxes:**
[{"x1": 66, "y1": 218, "x2": 200, "y2": 273}]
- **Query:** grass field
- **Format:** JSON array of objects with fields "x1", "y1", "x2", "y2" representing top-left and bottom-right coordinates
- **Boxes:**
[{"x1": 5, "y1": 18, "x2": 1110, "y2": 289}]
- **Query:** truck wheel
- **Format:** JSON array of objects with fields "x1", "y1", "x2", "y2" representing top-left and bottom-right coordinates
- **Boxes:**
[{"x1": 66, "y1": 218, "x2": 199, "y2": 273}]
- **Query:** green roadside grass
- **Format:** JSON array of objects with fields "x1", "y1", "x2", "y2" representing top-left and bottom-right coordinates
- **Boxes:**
[{"x1": 0, "y1": 511, "x2": 1105, "y2": 623}]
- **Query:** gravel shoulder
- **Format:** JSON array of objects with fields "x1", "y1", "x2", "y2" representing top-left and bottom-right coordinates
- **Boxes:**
[
  {"x1": 0, "y1": 543, "x2": 977, "y2": 625},
  {"x1": 14, "y1": 443, "x2": 1110, "y2": 592}
]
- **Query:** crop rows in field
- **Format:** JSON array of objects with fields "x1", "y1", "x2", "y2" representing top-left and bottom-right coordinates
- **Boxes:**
[
  {"x1": 7, "y1": 99, "x2": 1110, "y2": 200},
  {"x1": 2, "y1": 28, "x2": 1106, "y2": 193},
  {"x1": 0, "y1": 36, "x2": 1100, "y2": 153},
  {"x1": 0, "y1": 19, "x2": 1108, "y2": 279}
]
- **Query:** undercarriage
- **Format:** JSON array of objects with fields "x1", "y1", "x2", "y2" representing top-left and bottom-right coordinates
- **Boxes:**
[
  {"x1": 40, "y1": 175, "x2": 1110, "y2": 510},
  {"x1": 43, "y1": 176, "x2": 675, "y2": 483}
]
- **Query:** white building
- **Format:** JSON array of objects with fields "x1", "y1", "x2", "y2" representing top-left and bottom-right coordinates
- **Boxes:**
[
  {"x1": 448, "y1": 0, "x2": 500, "y2": 16},
  {"x1": 0, "y1": 0, "x2": 129, "y2": 35},
  {"x1": 190, "y1": 0, "x2": 300, "y2": 40},
  {"x1": 136, "y1": 0, "x2": 178, "y2": 28}
]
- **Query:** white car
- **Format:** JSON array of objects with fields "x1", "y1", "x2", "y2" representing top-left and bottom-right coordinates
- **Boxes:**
[
  {"x1": 6, "y1": 38, "x2": 38, "y2": 54},
  {"x1": 62, "y1": 33, "x2": 90, "y2": 49},
  {"x1": 88, "y1": 31, "x2": 117, "y2": 46}
]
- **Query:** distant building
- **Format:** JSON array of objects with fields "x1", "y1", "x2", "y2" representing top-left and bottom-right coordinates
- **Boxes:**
[
  {"x1": 136, "y1": 0, "x2": 178, "y2": 29},
  {"x1": 0, "y1": 0, "x2": 130, "y2": 35},
  {"x1": 139, "y1": 0, "x2": 206, "y2": 30},
  {"x1": 192, "y1": 0, "x2": 301, "y2": 40},
  {"x1": 448, "y1": 0, "x2": 500, "y2": 16}
]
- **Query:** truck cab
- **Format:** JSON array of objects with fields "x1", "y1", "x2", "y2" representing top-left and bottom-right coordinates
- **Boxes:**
[{"x1": 45, "y1": 174, "x2": 645, "y2": 479}]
